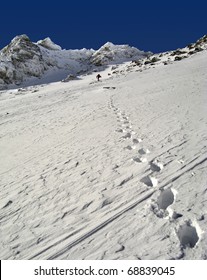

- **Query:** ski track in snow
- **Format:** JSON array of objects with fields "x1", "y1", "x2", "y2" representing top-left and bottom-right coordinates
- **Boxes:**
[{"x1": 0, "y1": 50, "x2": 207, "y2": 260}]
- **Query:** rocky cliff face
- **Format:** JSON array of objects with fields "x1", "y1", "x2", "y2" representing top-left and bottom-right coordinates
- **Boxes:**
[
  {"x1": 0, "y1": 35, "x2": 151, "y2": 89},
  {"x1": 0, "y1": 35, "x2": 47, "y2": 87}
]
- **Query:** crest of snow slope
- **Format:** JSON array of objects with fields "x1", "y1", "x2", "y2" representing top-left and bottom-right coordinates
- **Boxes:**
[
  {"x1": 116, "y1": 34, "x2": 207, "y2": 74},
  {"x1": 0, "y1": 36, "x2": 150, "y2": 89},
  {"x1": 0, "y1": 38, "x2": 206, "y2": 260}
]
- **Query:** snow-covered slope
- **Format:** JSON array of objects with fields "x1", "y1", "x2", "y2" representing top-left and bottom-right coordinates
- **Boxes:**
[
  {"x1": 91, "y1": 42, "x2": 151, "y2": 66},
  {"x1": 0, "y1": 35, "x2": 149, "y2": 89},
  {"x1": 0, "y1": 36, "x2": 207, "y2": 260},
  {"x1": 111, "y1": 35, "x2": 207, "y2": 75}
]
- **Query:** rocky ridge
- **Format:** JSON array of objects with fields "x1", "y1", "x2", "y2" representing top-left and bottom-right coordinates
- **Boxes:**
[{"x1": 119, "y1": 35, "x2": 207, "y2": 74}]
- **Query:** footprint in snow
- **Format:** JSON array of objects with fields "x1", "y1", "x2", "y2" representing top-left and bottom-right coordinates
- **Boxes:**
[
  {"x1": 122, "y1": 116, "x2": 129, "y2": 120},
  {"x1": 150, "y1": 160, "x2": 164, "y2": 172},
  {"x1": 122, "y1": 132, "x2": 132, "y2": 139},
  {"x1": 125, "y1": 145, "x2": 137, "y2": 150},
  {"x1": 133, "y1": 156, "x2": 147, "y2": 163},
  {"x1": 116, "y1": 128, "x2": 126, "y2": 133},
  {"x1": 132, "y1": 138, "x2": 142, "y2": 145},
  {"x1": 140, "y1": 175, "x2": 158, "y2": 187},
  {"x1": 157, "y1": 188, "x2": 175, "y2": 210},
  {"x1": 138, "y1": 148, "x2": 150, "y2": 155},
  {"x1": 177, "y1": 222, "x2": 199, "y2": 248},
  {"x1": 125, "y1": 125, "x2": 133, "y2": 129},
  {"x1": 151, "y1": 188, "x2": 182, "y2": 219}
]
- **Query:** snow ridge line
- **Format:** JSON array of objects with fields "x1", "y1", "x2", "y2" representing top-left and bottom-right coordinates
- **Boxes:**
[{"x1": 29, "y1": 188, "x2": 155, "y2": 260}]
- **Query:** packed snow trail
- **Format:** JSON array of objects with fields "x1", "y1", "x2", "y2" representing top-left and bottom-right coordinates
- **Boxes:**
[{"x1": 0, "y1": 50, "x2": 207, "y2": 260}]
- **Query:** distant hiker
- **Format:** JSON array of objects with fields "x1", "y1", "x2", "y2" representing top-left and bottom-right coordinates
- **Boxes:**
[{"x1": 96, "y1": 74, "x2": 101, "y2": 81}]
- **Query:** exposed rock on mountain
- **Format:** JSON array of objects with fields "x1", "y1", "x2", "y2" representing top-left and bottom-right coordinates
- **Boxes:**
[
  {"x1": 0, "y1": 35, "x2": 46, "y2": 88},
  {"x1": 120, "y1": 34, "x2": 207, "y2": 74},
  {"x1": 0, "y1": 35, "x2": 150, "y2": 89}
]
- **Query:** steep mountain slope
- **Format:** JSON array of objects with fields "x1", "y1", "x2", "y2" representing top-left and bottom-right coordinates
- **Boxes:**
[
  {"x1": 0, "y1": 37, "x2": 206, "y2": 260},
  {"x1": 111, "y1": 35, "x2": 207, "y2": 74},
  {"x1": 0, "y1": 35, "x2": 150, "y2": 89},
  {"x1": 0, "y1": 35, "x2": 45, "y2": 86},
  {"x1": 0, "y1": 35, "x2": 93, "y2": 89}
]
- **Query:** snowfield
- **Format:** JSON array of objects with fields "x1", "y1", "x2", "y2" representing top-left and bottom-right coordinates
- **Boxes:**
[{"x1": 0, "y1": 47, "x2": 207, "y2": 260}]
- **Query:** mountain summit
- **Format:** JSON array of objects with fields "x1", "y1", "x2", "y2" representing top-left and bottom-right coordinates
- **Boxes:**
[
  {"x1": 37, "y1": 37, "x2": 62, "y2": 51},
  {"x1": 91, "y1": 42, "x2": 150, "y2": 66},
  {"x1": 0, "y1": 35, "x2": 151, "y2": 89}
]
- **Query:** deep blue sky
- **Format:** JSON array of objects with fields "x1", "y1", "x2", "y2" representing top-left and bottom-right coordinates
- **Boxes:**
[{"x1": 1, "y1": 1, "x2": 206, "y2": 53}]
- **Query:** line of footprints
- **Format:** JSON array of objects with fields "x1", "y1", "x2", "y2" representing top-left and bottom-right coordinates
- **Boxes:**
[
  {"x1": 108, "y1": 96, "x2": 161, "y2": 187},
  {"x1": 108, "y1": 95, "x2": 201, "y2": 254}
]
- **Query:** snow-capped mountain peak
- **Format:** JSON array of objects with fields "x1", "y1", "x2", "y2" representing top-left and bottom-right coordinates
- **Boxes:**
[
  {"x1": 37, "y1": 37, "x2": 62, "y2": 51},
  {"x1": 0, "y1": 34, "x2": 207, "y2": 90},
  {"x1": 0, "y1": 35, "x2": 150, "y2": 89},
  {"x1": 91, "y1": 41, "x2": 151, "y2": 66}
]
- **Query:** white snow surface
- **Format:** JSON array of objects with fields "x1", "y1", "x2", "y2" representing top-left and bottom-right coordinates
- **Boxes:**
[
  {"x1": 37, "y1": 37, "x2": 62, "y2": 50},
  {"x1": 91, "y1": 42, "x2": 150, "y2": 66},
  {"x1": 0, "y1": 47, "x2": 207, "y2": 260}
]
